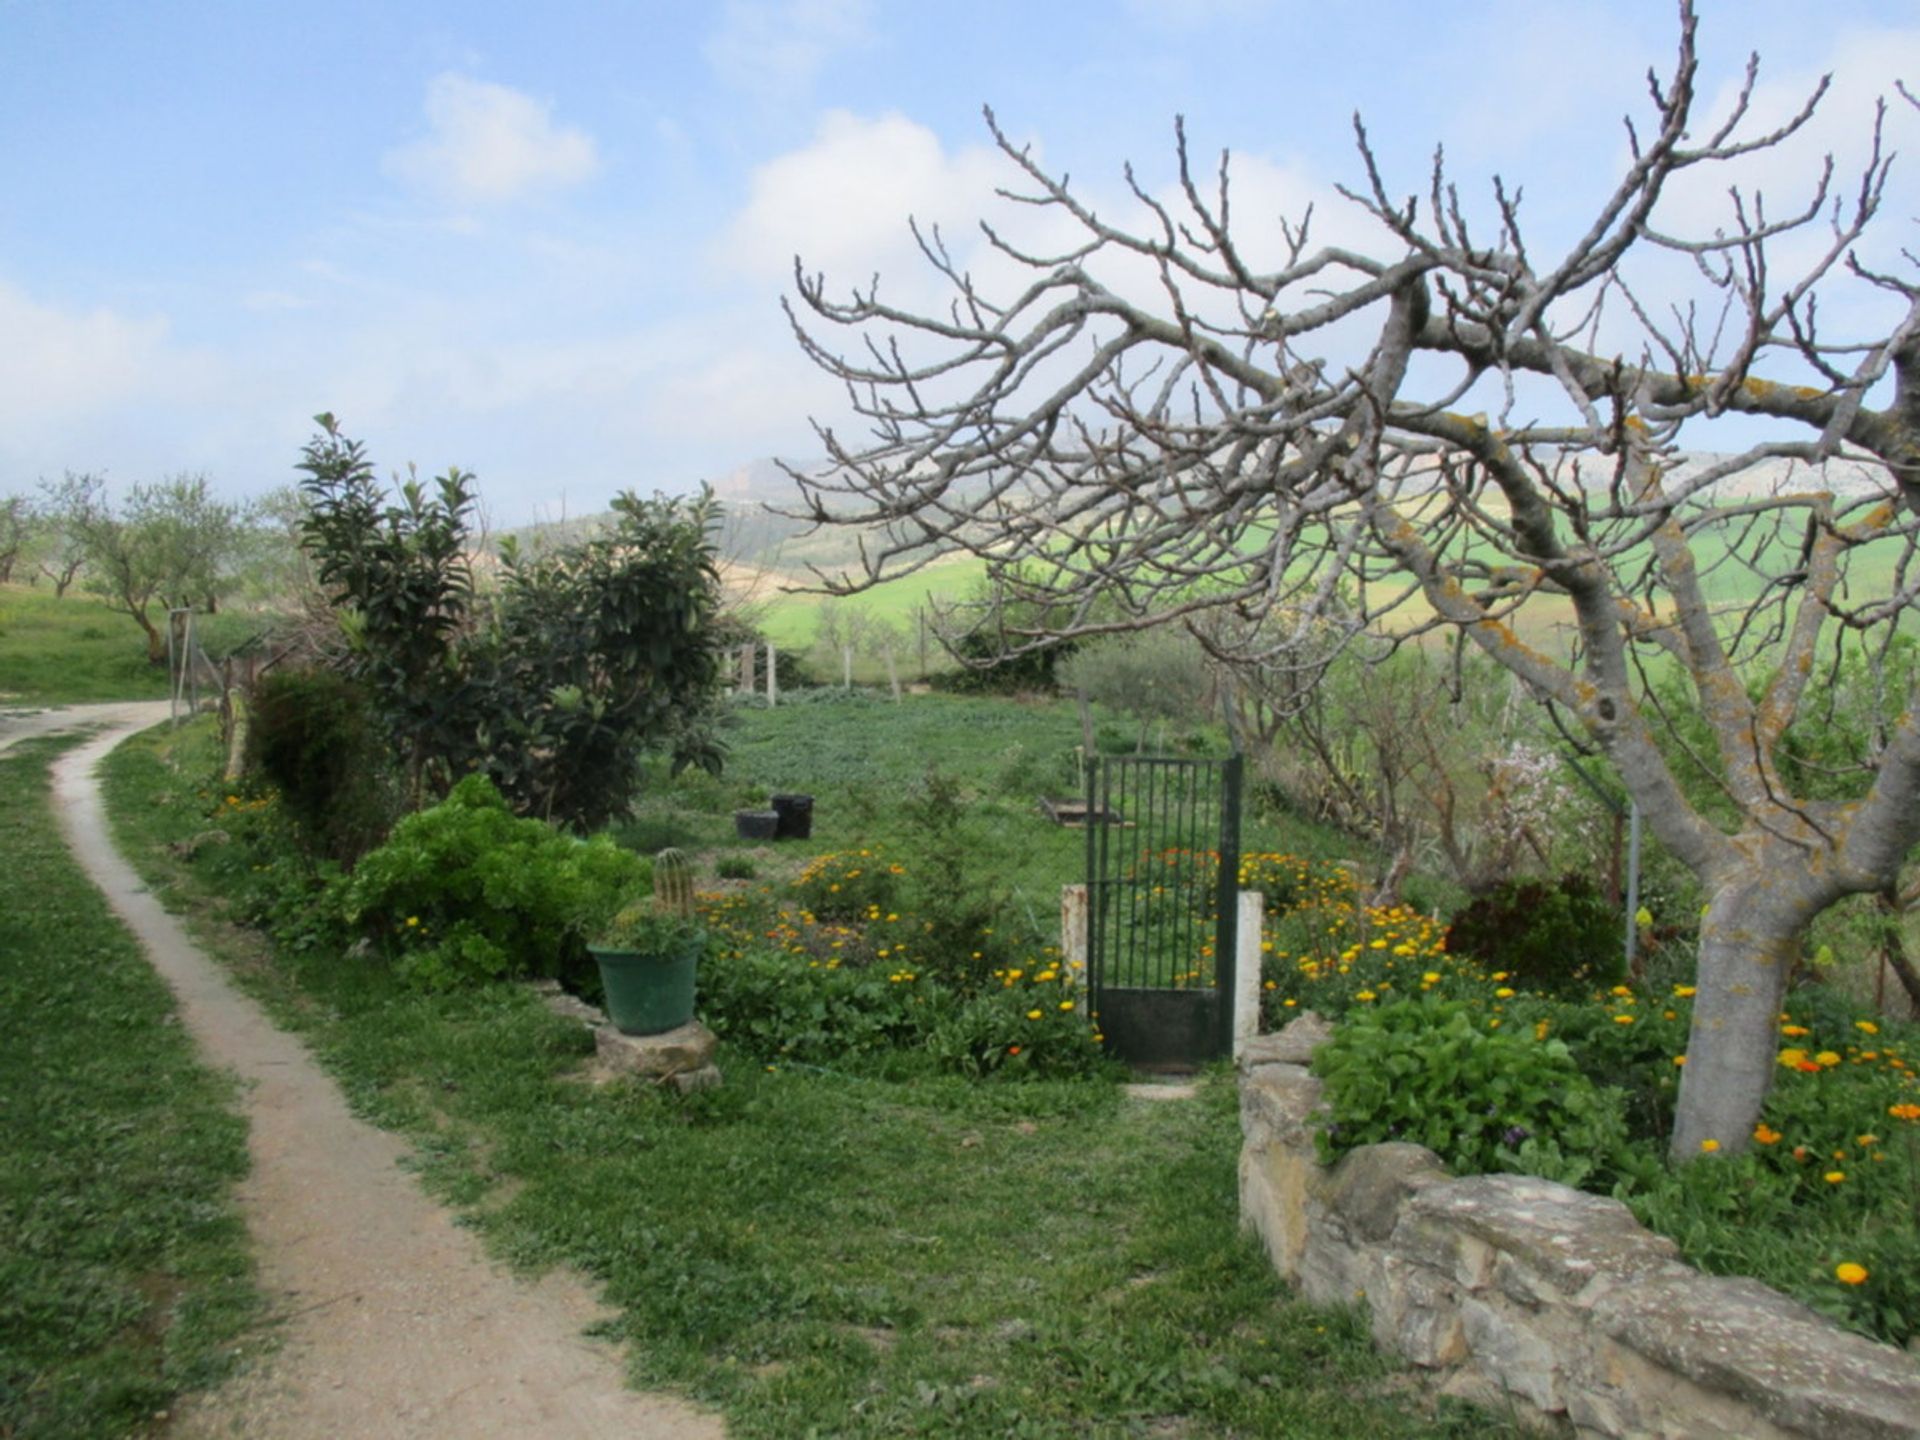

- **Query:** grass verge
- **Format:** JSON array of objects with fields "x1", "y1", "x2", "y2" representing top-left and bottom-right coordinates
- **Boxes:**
[
  {"x1": 0, "y1": 735, "x2": 257, "y2": 1439},
  {"x1": 102, "y1": 719, "x2": 1517, "y2": 1438}
]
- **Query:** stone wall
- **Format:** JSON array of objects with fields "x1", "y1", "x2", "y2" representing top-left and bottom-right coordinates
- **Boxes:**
[{"x1": 1238, "y1": 1015, "x2": 1920, "y2": 1440}]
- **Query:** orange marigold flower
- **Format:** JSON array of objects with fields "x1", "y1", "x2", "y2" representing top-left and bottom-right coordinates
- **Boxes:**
[
  {"x1": 1699, "y1": 1138, "x2": 1720, "y2": 1153},
  {"x1": 1835, "y1": 1262, "x2": 1869, "y2": 1286},
  {"x1": 1752, "y1": 1124, "x2": 1782, "y2": 1145},
  {"x1": 1888, "y1": 1103, "x2": 1920, "y2": 1122}
]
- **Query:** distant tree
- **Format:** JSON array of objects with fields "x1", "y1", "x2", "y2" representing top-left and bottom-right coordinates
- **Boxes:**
[
  {"x1": 75, "y1": 474, "x2": 244, "y2": 663},
  {"x1": 1056, "y1": 628, "x2": 1213, "y2": 751},
  {"x1": 0, "y1": 494, "x2": 28, "y2": 584},
  {"x1": 33, "y1": 472, "x2": 106, "y2": 597},
  {"x1": 786, "y1": 5, "x2": 1920, "y2": 1159}
]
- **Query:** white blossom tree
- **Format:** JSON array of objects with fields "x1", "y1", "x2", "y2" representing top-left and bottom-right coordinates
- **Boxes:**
[{"x1": 784, "y1": 2, "x2": 1920, "y2": 1159}]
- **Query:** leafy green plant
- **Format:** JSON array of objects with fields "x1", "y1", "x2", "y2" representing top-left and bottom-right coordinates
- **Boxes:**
[
  {"x1": 342, "y1": 775, "x2": 647, "y2": 990},
  {"x1": 1312, "y1": 999, "x2": 1634, "y2": 1190},
  {"x1": 243, "y1": 666, "x2": 395, "y2": 862},
  {"x1": 715, "y1": 854, "x2": 757, "y2": 880},
  {"x1": 893, "y1": 770, "x2": 1035, "y2": 990},
  {"x1": 593, "y1": 903, "x2": 704, "y2": 955},
  {"x1": 297, "y1": 415, "x2": 727, "y2": 829},
  {"x1": 1444, "y1": 873, "x2": 1625, "y2": 996}
]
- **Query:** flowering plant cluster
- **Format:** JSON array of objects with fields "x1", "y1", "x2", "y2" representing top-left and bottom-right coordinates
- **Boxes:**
[
  {"x1": 1266, "y1": 849, "x2": 1920, "y2": 1348},
  {"x1": 694, "y1": 857, "x2": 1108, "y2": 1080}
]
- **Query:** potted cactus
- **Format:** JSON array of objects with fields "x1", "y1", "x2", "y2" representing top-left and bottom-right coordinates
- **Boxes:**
[{"x1": 588, "y1": 848, "x2": 704, "y2": 1035}]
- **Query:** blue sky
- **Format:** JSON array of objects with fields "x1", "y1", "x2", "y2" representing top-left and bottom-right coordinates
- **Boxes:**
[{"x1": 3, "y1": 0, "x2": 1917, "y2": 524}]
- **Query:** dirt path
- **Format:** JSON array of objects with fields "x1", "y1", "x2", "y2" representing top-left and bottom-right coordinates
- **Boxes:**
[{"x1": 40, "y1": 710, "x2": 725, "y2": 1440}]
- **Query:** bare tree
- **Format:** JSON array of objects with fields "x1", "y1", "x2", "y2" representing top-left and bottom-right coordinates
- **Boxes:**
[{"x1": 785, "y1": 3, "x2": 1920, "y2": 1160}]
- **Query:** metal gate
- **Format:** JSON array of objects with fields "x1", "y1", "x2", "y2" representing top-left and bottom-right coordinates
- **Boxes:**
[{"x1": 1084, "y1": 754, "x2": 1244, "y2": 1069}]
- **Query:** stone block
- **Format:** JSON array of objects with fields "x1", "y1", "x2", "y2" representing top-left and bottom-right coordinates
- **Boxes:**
[
  {"x1": 1238, "y1": 1010, "x2": 1333, "y2": 1071},
  {"x1": 1460, "y1": 1295, "x2": 1563, "y2": 1412},
  {"x1": 1370, "y1": 1254, "x2": 1467, "y2": 1369},
  {"x1": 1239, "y1": 1138, "x2": 1314, "y2": 1278},
  {"x1": 1389, "y1": 1200, "x2": 1498, "y2": 1293},
  {"x1": 594, "y1": 1020, "x2": 719, "y2": 1082},
  {"x1": 1594, "y1": 1272, "x2": 1920, "y2": 1440},
  {"x1": 1239, "y1": 1064, "x2": 1324, "y2": 1148},
  {"x1": 1399, "y1": 1173, "x2": 1680, "y2": 1305},
  {"x1": 1313, "y1": 1141, "x2": 1450, "y2": 1243}
]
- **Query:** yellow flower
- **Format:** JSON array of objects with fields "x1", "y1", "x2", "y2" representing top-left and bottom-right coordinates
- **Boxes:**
[
  {"x1": 1699, "y1": 1138, "x2": 1720, "y2": 1153},
  {"x1": 1855, "y1": 1020, "x2": 1879, "y2": 1035},
  {"x1": 1835, "y1": 1262, "x2": 1868, "y2": 1285},
  {"x1": 1856, "y1": 1134, "x2": 1879, "y2": 1147},
  {"x1": 1780, "y1": 1025, "x2": 1809, "y2": 1038},
  {"x1": 406, "y1": 916, "x2": 420, "y2": 928},
  {"x1": 1673, "y1": 984, "x2": 1697, "y2": 998},
  {"x1": 1635, "y1": 906, "x2": 1654, "y2": 928},
  {"x1": 1026, "y1": 1009, "x2": 1043, "y2": 1020},
  {"x1": 1058, "y1": 1000, "x2": 1074, "y2": 1012},
  {"x1": 1354, "y1": 990, "x2": 1377, "y2": 1003},
  {"x1": 1814, "y1": 1051, "x2": 1842, "y2": 1068},
  {"x1": 1423, "y1": 971, "x2": 1441, "y2": 984},
  {"x1": 1672, "y1": 1055, "x2": 1687, "y2": 1067},
  {"x1": 1494, "y1": 987, "x2": 1515, "y2": 999},
  {"x1": 1612, "y1": 1015, "x2": 1635, "y2": 1025},
  {"x1": 1610, "y1": 985, "x2": 1633, "y2": 997},
  {"x1": 1777, "y1": 1047, "x2": 1808, "y2": 1068},
  {"x1": 1824, "y1": 1170, "x2": 1846, "y2": 1184}
]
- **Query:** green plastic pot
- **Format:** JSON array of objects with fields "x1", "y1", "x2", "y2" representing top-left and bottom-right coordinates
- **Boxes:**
[{"x1": 590, "y1": 934, "x2": 701, "y2": 1036}]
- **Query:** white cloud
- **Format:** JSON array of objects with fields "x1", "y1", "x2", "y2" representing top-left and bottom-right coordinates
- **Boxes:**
[
  {"x1": 722, "y1": 110, "x2": 1006, "y2": 284},
  {"x1": 704, "y1": 0, "x2": 871, "y2": 96},
  {"x1": 383, "y1": 74, "x2": 598, "y2": 205},
  {"x1": 0, "y1": 280, "x2": 215, "y2": 431}
]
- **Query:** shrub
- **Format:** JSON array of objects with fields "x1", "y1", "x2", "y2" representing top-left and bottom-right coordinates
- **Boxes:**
[
  {"x1": 341, "y1": 775, "x2": 647, "y2": 990},
  {"x1": 1444, "y1": 872, "x2": 1625, "y2": 995},
  {"x1": 789, "y1": 847, "x2": 902, "y2": 921},
  {"x1": 243, "y1": 667, "x2": 395, "y2": 862},
  {"x1": 1312, "y1": 998, "x2": 1633, "y2": 1190},
  {"x1": 715, "y1": 855, "x2": 757, "y2": 880}
]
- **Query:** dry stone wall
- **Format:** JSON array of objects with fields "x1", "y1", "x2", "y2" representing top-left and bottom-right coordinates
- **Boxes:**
[{"x1": 1238, "y1": 1016, "x2": 1920, "y2": 1440}]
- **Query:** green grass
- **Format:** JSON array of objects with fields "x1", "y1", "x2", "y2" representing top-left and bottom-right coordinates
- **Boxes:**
[
  {"x1": 629, "y1": 690, "x2": 1373, "y2": 915},
  {"x1": 0, "y1": 735, "x2": 258, "y2": 1439},
  {"x1": 101, "y1": 719, "x2": 1517, "y2": 1438},
  {"x1": 0, "y1": 584, "x2": 288, "y2": 706},
  {"x1": 0, "y1": 585, "x2": 171, "y2": 704}
]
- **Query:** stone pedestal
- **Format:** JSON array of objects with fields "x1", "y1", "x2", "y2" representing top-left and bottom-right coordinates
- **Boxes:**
[
  {"x1": 526, "y1": 980, "x2": 722, "y2": 1092},
  {"x1": 594, "y1": 1020, "x2": 722, "y2": 1092}
]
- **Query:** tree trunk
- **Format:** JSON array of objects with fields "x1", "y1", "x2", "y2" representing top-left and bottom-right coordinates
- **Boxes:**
[
  {"x1": 138, "y1": 609, "x2": 166, "y2": 665},
  {"x1": 1670, "y1": 876, "x2": 1821, "y2": 1160},
  {"x1": 1878, "y1": 888, "x2": 1920, "y2": 1018}
]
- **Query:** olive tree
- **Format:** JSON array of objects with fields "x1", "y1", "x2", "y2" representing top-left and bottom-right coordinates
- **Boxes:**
[
  {"x1": 785, "y1": 3, "x2": 1920, "y2": 1159},
  {"x1": 73, "y1": 473, "x2": 245, "y2": 663}
]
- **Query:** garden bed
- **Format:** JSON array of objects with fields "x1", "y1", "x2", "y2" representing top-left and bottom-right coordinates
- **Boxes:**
[{"x1": 1238, "y1": 1015, "x2": 1920, "y2": 1440}]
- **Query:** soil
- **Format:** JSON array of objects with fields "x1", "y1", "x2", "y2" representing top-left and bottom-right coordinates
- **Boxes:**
[{"x1": 21, "y1": 706, "x2": 725, "y2": 1439}]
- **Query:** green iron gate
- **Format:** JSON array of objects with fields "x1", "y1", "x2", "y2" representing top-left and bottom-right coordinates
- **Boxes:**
[{"x1": 1084, "y1": 754, "x2": 1244, "y2": 1069}]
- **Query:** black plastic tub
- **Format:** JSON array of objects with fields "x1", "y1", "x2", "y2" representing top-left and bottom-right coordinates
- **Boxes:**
[
  {"x1": 770, "y1": 793, "x2": 814, "y2": 840},
  {"x1": 734, "y1": 809, "x2": 780, "y2": 841}
]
